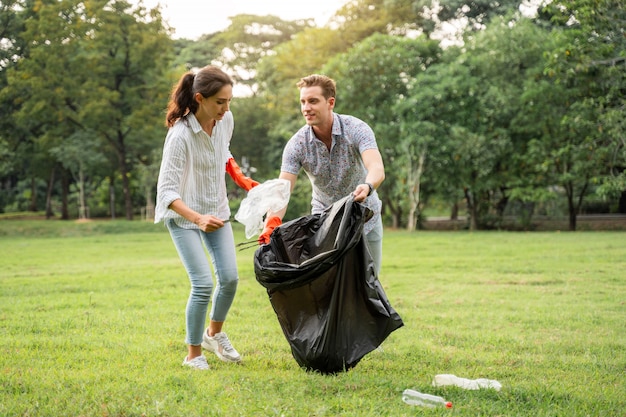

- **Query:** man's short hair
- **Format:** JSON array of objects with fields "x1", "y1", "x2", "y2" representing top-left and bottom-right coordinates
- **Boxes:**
[{"x1": 297, "y1": 74, "x2": 336, "y2": 100}]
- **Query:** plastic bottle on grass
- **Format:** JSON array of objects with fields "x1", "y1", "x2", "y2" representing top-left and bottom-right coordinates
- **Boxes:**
[
  {"x1": 402, "y1": 389, "x2": 453, "y2": 408},
  {"x1": 433, "y1": 374, "x2": 502, "y2": 391}
]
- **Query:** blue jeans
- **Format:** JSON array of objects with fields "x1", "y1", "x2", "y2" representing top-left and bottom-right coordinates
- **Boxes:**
[
  {"x1": 366, "y1": 216, "x2": 383, "y2": 276},
  {"x1": 166, "y1": 219, "x2": 239, "y2": 346}
]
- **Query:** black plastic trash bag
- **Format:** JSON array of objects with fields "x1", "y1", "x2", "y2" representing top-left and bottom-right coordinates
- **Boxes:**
[{"x1": 254, "y1": 195, "x2": 403, "y2": 373}]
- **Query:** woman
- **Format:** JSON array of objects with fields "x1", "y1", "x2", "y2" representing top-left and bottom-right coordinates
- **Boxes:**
[{"x1": 155, "y1": 65, "x2": 258, "y2": 370}]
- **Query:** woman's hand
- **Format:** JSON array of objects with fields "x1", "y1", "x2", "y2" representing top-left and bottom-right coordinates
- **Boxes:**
[{"x1": 195, "y1": 214, "x2": 225, "y2": 232}]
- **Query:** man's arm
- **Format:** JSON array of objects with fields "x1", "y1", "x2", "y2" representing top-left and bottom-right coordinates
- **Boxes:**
[{"x1": 353, "y1": 148, "x2": 385, "y2": 202}]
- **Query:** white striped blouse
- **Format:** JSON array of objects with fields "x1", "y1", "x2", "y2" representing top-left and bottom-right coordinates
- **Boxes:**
[{"x1": 154, "y1": 111, "x2": 233, "y2": 228}]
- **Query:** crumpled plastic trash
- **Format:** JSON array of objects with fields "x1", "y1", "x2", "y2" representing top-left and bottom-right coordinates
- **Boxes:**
[
  {"x1": 433, "y1": 374, "x2": 502, "y2": 391},
  {"x1": 235, "y1": 179, "x2": 291, "y2": 238}
]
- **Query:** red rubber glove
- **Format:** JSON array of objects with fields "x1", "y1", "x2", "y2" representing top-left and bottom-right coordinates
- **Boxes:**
[
  {"x1": 226, "y1": 157, "x2": 259, "y2": 191},
  {"x1": 258, "y1": 216, "x2": 282, "y2": 245}
]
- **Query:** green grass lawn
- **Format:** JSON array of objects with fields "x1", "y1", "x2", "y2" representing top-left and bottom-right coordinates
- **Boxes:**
[{"x1": 0, "y1": 220, "x2": 624, "y2": 416}]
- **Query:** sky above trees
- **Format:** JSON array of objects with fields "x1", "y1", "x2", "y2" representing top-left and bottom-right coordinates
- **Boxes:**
[{"x1": 129, "y1": 0, "x2": 350, "y2": 39}]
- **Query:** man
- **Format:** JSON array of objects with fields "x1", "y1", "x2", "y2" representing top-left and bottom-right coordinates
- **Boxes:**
[{"x1": 259, "y1": 74, "x2": 385, "y2": 274}]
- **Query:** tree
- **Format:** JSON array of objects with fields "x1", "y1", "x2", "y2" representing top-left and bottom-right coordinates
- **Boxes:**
[
  {"x1": 404, "y1": 62, "x2": 513, "y2": 230},
  {"x1": 408, "y1": 0, "x2": 525, "y2": 39},
  {"x1": 398, "y1": 17, "x2": 556, "y2": 230},
  {"x1": 0, "y1": 0, "x2": 26, "y2": 210},
  {"x1": 80, "y1": 1, "x2": 172, "y2": 219},
  {"x1": 2, "y1": 0, "x2": 83, "y2": 217},
  {"x1": 522, "y1": 0, "x2": 626, "y2": 229},
  {"x1": 229, "y1": 95, "x2": 275, "y2": 181},
  {"x1": 49, "y1": 130, "x2": 107, "y2": 219},
  {"x1": 3, "y1": 0, "x2": 172, "y2": 219},
  {"x1": 330, "y1": 0, "x2": 396, "y2": 42},
  {"x1": 171, "y1": 34, "x2": 221, "y2": 70},
  {"x1": 538, "y1": 0, "x2": 626, "y2": 221}
]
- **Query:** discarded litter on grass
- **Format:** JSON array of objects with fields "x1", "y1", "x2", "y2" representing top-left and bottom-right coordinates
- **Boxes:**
[{"x1": 433, "y1": 374, "x2": 502, "y2": 391}]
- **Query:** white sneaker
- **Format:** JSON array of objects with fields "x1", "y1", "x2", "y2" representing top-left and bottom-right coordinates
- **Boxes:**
[
  {"x1": 182, "y1": 355, "x2": 209, "y2": 370},
  {"x1": 201, "y1": 331, "x2": 241, "y2": 363}
]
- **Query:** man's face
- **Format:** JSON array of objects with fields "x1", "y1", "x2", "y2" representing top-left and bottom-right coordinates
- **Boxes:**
[{"x1": 300, "y1": 86, "x2": 334, "y2": 127}]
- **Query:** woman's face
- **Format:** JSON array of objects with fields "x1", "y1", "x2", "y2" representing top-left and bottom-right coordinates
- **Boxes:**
[{"x1": 195, "y1": 84, "x2": 233, "y2": 120}]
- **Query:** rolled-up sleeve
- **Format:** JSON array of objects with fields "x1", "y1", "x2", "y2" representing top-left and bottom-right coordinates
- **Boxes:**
[{"x1": 155, "y1": 131, "x2": 185, "y2": 222}]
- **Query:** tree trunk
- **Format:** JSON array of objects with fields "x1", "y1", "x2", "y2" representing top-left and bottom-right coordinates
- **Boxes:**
[
  {"x1": 29, "y1": 177, "x2": 37, "y2": 212},
  {"x1": 120, "y1": 161, "x2": 133, "y2": 220},
  {"x1": 115, "y1": 132, "x2": 133, "y2": 220},
  {"x1": 145, "y1": 186, "x2": 155, "y2": 221},
  {"x1": 109, "y1": 177, "x2": 116, "y2": 220},
  {"x1": 45, "y1": 166, "x2": 56, "y2": 219},
  {"x1": 568, "y1": 208, "x2": 577, "y2": 231},
  {"x1": 383, "y1": 195, "x2": 401, "y2": 229},
  {"x1": 450, "y1": 202, "x2": 458, "y2": 220},
  {"x1": 565, "y1": 180, "x2": 589, "y2": 231},
  {"x1": 495, "y1": 188, "x2": 509, "y2": 219},
  {"x1": 619, "y1": 190, "x2": 626, "y2": 214},
  {"x1": 61, "y1": 171, "x2": 69, "y2": 220},
  {"x1": 469, "y1": 207, "x2": 479, "y2": 231},
  {"x1": 407, "y1": 150, "x2": 426, "y2": 231},
  {"x1": 464, "y1": 187, "x2": 478, "y2": 231},
  {"x1": 565, "y1": 182, "x2": 578, "y2": 231},
  {"x1": 78, "y1": 163, "x2": 88, "y2": 219},
  {"x1": 566, "y1": 188, "x2": 577, "y2": 231}
]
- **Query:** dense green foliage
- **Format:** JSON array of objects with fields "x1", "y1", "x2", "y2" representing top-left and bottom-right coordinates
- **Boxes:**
[
  {"x1": 1, "y1": 0, "x2": 624, "y2": 229},
  {"x1": 1, "y1": 221, "x2": 624, "y2": 415}
]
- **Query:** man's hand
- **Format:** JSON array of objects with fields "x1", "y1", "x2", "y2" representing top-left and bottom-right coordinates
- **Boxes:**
[
  {"x1": 258, "y1": 216, "x2": 282, "y2": 245},
  {"x1": 353, "y1": 183, "x2": 373, "y2": 202},
  {"x1": 226, "y1": 157, "x2": 259, "y2": 191}
]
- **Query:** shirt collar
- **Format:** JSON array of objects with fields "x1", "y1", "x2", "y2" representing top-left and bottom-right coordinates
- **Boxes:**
[
  {"x1": 186, "y1": 113, "x2": 203, "y2": 134},
  {"x1": 331, "y1": 113, "x2": 342, "y2": 137},
  {"x1": 186, "y1": 112, "x2": 222, "y2": 135},
  {"x1": 306, "y1": 112, "x2": 342, "y2": 140}
]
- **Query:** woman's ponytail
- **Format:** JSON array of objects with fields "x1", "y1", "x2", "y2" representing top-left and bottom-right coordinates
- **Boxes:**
[{"x1": 165, "y1": 72, "x2": 197, "y2": 127}]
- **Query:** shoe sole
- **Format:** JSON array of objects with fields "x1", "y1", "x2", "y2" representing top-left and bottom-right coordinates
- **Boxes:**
[
  {"x1": 182, "y1": 363, "x2": 210, "y2": 370},
  {"x1": 182, "y1": 358, "x2": 210, "y2": 370},
  {"x1": 201, "y1": 341, "x2": 242, "y2": 363}
]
